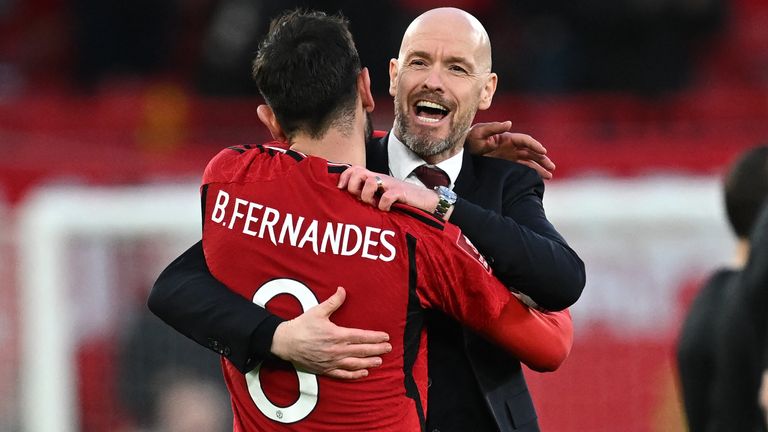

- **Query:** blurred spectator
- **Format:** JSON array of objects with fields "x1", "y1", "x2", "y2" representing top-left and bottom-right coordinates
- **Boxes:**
[
  {"x1": 195, "y1": 0, "x2": 403, "y2": 95},
  {"x1": 710, "y1": 157, "x2": 768, "y2": 431},
  {"x1": 71, "y1": 0, "x2": 181, "y2": 90},
  {"x1": 677, "y1": 145, "x2": 768, "y2": 432},
  {"x1": 0, "y1": 0, "x2": 728, "y2": 95},
  {"x1": 118, "y1": 308, "x2": 231, "y2": 431}
]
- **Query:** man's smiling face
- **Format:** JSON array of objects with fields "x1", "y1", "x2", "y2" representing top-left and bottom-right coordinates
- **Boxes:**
[{"x1": 389, "y1": 8, "x2": 497, "y2": 162}]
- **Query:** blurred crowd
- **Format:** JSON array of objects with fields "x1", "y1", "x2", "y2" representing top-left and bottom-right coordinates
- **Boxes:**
[{"x1": 0, "y1": 0, "x2": 726, "y2": 97}]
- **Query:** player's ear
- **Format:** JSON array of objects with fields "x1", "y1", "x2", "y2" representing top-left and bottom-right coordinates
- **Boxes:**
[
  {"x1": 257, "y1": 104, "x2": 287, "y2": 142},
  {"x1": 358, "y1": 67, "x2": 375, "y2": 113}
]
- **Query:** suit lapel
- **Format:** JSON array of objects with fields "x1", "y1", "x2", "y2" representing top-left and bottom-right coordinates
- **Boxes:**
[
  {"x1": 366, "y1": 134, "x2": 390, "y2": 175},
  {"x1": 454, "y1": 151, "x2": 479, "y2": 195}
]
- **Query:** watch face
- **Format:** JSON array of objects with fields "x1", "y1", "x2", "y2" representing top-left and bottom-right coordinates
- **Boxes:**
[{"x1": 437, "y1": 186, "x2": 457, "y2": 203}]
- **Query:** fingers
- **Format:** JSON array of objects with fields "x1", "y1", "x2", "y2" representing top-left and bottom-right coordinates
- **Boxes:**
[
  {"x1": 325, "y1": 368, "x2": 370, "y2": 380},
  {"x1": 466, "y1": 122, "x2": 509, "y2": 155},
  {"x1": 333, "y1": 355, "x2": 384, "y2": 371},
  {"x1": 322, "y1": 345, "x2": 392, "y2": 380},
  {"x1": 537, "y1": 154, "x2": 556, "y2": 172},
  {"x1": 337, "y1": 327, "x2": 390, "y2": 344},
  {"x1": 315, "y1": 286, "x2": 346, "y2": 318},
  {"x1": 359, "y1": 176, "x2": 381, "y2": 204},
  {"x1": 517, "y1": 160, "x2": 554, "y2": 180},
  {"x1": 502, "y1": 133, "x2": 546, "y2": 154},
  {"x1": 337, "y1": 168, "x2": 351, "y2": 189},
  {"x1": 378, "y1": 192, "x2": 398, "y2": 211},
  {"x1": 338, "y1": 166, "x2": 373, "y2": 200},
  {"x1": 337, "y1": 166, "x2": 367, "y2": 190},
  {"x1": 473, "y1": 121, "x2": 513, "y2": 137},
  {"x1": 342, "y1": 341, "x2": 392, "y2": 358}
]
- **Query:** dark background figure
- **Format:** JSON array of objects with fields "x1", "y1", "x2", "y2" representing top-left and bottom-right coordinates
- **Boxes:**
[
  {"x1": 118, "y1": 307, "x2": 232, "y2": 431},
  {"x1": 677, "y1": 145, "x2": 768, "y2": 431},
  {"x1": 71, "y1": 0, "x2": 181, "y2": 90},
  {"x1": 194, "y1": 0, "x2": 405, "y2": 96},
  {"x1": 15, "y1": 0, "x2": 721, "y2": 96},
  {"x1": 709, "y1": 166, "x2": 768, "y2": 431}
]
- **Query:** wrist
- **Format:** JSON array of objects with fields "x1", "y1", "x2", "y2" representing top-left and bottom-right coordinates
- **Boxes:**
[
  {"x1": 270, "y1": 320, "x2": 293, "y2": 361},
  {"x1": 433, "y1": 186, "x2": 457, "y2": 221}
]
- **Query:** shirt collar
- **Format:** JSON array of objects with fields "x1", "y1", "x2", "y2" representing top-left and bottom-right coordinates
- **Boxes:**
[{"x1": 386, "y1": 130, "x2": 463, "y2": 189}]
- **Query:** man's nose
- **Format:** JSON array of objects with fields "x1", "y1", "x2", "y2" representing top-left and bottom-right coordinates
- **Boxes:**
[{"x1": 421, "y1": 67, "x2": 445, "y2": 92}]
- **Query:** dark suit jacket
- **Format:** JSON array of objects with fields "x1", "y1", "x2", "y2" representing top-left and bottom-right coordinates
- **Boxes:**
[{"x1": 148, "y1": 135, "x2": 585, "y2": 431}]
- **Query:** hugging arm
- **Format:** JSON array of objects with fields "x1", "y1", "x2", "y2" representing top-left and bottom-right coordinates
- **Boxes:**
[
  {"x1": 414, "y1": 223, "x2": 573, "y2": 372},
  {"x1": 148, "y1": 241, "x2": 390, "y2": 378},
  {"x1": 340, "y1": 165, "x2": 586, "y2": 311},
  {"x1": 450, "y1": 167, "x2": 585, "y2": 311}
]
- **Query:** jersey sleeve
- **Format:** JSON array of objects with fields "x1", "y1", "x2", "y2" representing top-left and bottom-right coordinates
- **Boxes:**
[{"x1": 415, "y1": 223, "x2": 573, "y2": 372}]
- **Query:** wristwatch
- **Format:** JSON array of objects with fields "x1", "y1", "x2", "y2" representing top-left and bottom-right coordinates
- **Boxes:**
[{"x1": 433, "y1": 186, "x2": 457, "y2": 219}]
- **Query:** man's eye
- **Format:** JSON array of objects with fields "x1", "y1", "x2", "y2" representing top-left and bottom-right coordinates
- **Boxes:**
[
  {"x1": 449, "y1": 65, "x2": 468, "y2": 74},
  {"x1": 410, "y1": 59, "x2": 427, "y2": 67}
]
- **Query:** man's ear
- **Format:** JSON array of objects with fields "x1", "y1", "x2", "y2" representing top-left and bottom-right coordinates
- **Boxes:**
[
  {"x1": 358, "y1": 67, "x2": 375, "y2": 113},
  {"x1": 478, "y1": 72, "x2": 498, "y2": 111},
  {"x1": 388, "y1": 58, "x2": 399, "y2": 97},
  {"x1": 256, "y1": 104, "x2": 287, "y2": 142}
]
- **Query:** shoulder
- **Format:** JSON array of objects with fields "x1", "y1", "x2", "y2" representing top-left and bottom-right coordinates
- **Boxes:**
[
  {"x1": 467, "y1": 154, "x2": 544, "y2": 196},
  {"x1": 680, "y1": 268, "x2": 738, "y2": 339},
  {"x1": 469, "y1": 154, "x2": 541, "y2": 182},
  {"x1": 391, "y1": 204, "x2": 491, "y2": 273},
  {"x1": 202, "y1": 143, "x2": 290, "y2": 185},
  {"x1": 697, "y1": 268, "x2": 740, "y2": 302},
  {"x1": 391, "y1": 204, "x2": 446, "y2": 232},
  {"x1": 678, "y1": 268, "x2": 738, "y2": 361}
]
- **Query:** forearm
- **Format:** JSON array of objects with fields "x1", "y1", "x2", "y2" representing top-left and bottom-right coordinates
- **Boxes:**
[
  {"x1": 147, "y1": 241, "x2": 283, "y2": 373},
  {"x1": 451, "y1": 198, "x2": 585, "y2": 310},
  {"x1": 483, "y1": 299, "x2": 573, "y2": 372}
]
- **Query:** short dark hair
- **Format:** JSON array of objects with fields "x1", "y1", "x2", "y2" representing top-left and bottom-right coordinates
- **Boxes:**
[
  {"x1": 252, "y1": 9, "x2": 361, "y2": 140},
  {"x1": 724, "y1": 145, "x2": 768, "y2": 238}
]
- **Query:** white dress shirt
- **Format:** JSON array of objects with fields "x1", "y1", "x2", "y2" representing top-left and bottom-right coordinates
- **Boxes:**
[{"x1": 386, "y1": 131, "x2": 463, "y2": 190}]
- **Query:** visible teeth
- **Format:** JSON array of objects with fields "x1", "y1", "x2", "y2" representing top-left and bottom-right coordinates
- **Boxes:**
[
  {"x1": 417, "y1": 116, "x2": 440, "y2": 123},
  {"x1": 416, "y1": 101, "x2": 448, "y2": 111}
]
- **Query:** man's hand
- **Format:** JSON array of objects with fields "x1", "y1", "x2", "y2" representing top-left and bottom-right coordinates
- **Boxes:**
[
  {"x1": 466, "y1": 121, "x2": 556, "y2": 180},
  {"x1": 271, "y1": 287, "x2": 392, "y2": 379},
  {"x1": 338, "y1": 166, "x2": 443, "y2": 215}
]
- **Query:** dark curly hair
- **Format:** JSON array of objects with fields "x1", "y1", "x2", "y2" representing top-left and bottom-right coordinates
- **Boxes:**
[{"x1": 252, "y1": 9, "x2": 361, "y2": 140}]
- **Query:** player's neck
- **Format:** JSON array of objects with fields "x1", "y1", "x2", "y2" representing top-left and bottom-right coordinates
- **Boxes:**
[{"x1": 289, "y1": 127, "x2": 366, "y2": 166}]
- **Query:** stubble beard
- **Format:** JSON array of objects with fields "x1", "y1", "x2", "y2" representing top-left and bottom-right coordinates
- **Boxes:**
[{"x1": 393, "y1": 93, "x2": 476, "y2": 159}]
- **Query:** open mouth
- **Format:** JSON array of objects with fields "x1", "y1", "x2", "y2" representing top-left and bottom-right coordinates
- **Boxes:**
[{"x1": 414, "y1": 100, "x2": 450, "y2": 124}]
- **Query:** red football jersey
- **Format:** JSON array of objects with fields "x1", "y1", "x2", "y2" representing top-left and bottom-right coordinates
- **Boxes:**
[{"x1": 201, "y1": 145, "x2": 571, "y2": 432}]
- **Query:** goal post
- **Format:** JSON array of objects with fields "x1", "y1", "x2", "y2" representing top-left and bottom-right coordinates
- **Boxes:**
[{"x1": 18, "y1": 183, "x2": 201, "y2": 432}]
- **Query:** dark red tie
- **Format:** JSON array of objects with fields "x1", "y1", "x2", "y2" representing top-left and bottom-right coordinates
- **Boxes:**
[{"x1": 413, "y1": 165, "x2": 450, "y2": 189}]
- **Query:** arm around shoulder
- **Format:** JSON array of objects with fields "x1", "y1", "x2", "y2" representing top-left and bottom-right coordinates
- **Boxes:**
[{"x1": 147, "y1": 240, "x2": 282, "y2": 373}]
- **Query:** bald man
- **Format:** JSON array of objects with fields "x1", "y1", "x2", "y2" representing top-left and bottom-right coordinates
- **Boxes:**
[
  {"x1": 355, "y1": 8, "x2": 584, "y2": 431},
  {"x1": 149, "y1": 7, "x2": 584, "y2": 432}
]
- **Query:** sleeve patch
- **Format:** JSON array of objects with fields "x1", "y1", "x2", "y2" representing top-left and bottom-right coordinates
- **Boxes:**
[{"x1": 456, "y1": 234, "x2": 491, "y2": 274}]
